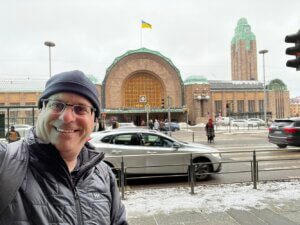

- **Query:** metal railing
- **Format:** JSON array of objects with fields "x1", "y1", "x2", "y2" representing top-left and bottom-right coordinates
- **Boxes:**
[{"x1": 105, "y1": 149, "x2": 300, "y2": 199}]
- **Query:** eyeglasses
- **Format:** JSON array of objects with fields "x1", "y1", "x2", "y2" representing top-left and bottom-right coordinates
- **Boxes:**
[{"x1": 41, "y1": 99, "x2": 96, "y2": 116}]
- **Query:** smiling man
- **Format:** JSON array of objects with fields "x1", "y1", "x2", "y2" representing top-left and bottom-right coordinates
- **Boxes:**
[{"x1": 0, "y1": 70, "x2": 128, "y2": 225}]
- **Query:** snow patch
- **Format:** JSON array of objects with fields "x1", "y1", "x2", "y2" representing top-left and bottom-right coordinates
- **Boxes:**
[{"x1": 124, "y1": 180, "x2": 300, "y2": 217}]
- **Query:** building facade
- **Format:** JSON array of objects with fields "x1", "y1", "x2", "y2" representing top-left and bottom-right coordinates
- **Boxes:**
[
  {"x1": 0, "y1": 47, "x2": 291, "y2": 126},
  {"x1": 0, "y1": 18, "x2": 291, "y2": 126}
]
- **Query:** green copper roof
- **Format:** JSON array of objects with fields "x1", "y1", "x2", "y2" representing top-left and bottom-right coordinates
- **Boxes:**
[
  {"x1": 184, "y1": 75, "x2": 208, "y2": 85},
  {"x1": 231, "y1": 18, "x2": 256, "y2": 50},
  {"x1": 105, "y1": 47, "x2": 181, "y2": 76},
  {"x1": 104, "y1": 108, "x2": 185, "y2": 114},
  {"x1": 86, "y1": 74, "x2": 98, "y2": 84},
  {"x1": 268, "y1": 79, "x2": 287, "y2": 91}
]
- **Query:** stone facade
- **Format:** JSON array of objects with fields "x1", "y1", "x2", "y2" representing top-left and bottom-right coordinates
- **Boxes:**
[{"x1": 103, "y1": 51, "x2": 183, "y2": 109}]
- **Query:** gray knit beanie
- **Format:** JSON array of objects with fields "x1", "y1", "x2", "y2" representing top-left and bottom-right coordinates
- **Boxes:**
[{"x1": 38, "y1": 70, "x2": 100, "y2": 118}]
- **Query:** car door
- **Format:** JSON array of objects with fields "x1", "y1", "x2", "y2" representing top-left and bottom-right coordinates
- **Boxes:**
[
  {"x1": 140, "y1": 133, "x2": 187, "y2": 174},
  {"x1": 104, "y1": 133, "x2": 146, "y2": 174}
]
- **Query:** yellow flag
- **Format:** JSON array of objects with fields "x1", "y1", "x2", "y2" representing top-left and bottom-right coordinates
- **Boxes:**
[{"x1": 141, "y1": 20, "x2": 152, "y2": 29}]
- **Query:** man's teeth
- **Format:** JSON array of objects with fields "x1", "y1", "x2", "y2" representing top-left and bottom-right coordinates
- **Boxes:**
[{"x1": 56, "y1": 128, "x2": 75, "y2": 133}]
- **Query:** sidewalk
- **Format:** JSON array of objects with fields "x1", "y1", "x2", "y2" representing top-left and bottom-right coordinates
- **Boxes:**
[
  {"x1": 127, "y1": 201, "x2": 300, "y2": 224},
  {"x1": 125, "y1": 180, "x2": 300, "y2": 225}
]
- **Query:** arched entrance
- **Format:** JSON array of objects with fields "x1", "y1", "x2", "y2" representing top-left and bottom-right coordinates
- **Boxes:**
[{"x1": 123, "y1": 73, "x2": 164, "y2": 108}]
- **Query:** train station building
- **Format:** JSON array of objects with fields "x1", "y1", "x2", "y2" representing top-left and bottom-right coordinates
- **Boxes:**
[{"x1": 0, "y1": 18, "x2": 290, "y2": 126}]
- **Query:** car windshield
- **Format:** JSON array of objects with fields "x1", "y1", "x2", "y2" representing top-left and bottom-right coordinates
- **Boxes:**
[{"x1": 272, "y1": 120, "x2": 293, "y2": 127}]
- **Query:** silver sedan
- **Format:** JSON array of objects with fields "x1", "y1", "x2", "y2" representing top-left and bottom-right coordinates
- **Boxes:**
[{"x1": 89, "y1": 129, "x2": 222, "y2": 180}]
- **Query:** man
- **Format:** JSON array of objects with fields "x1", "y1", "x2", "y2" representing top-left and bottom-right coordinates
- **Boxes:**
[
  {"x1": 0, "y1": 70, "x2": 128, "y2": 225},
  {"x1": 5, "y1": 125, "x2": 21, "y2": 143}
]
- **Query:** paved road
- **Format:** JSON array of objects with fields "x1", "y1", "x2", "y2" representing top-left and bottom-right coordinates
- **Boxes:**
[
  {"x1": 126, "y1": 129, "x2": 300, "y2": 225},
  {"x1": 127, "y1": 129, "x2": 300, "y2": 186}
]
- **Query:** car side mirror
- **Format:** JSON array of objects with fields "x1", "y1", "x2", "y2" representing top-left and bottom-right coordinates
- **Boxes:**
[{"x1": 173, "y1": 142, "x2": 180, "y2": 149}]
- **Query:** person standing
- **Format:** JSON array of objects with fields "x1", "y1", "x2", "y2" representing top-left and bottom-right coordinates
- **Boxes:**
[
  {"x1": 149, "y1": 119, "x2": 154, "y2": 129},
  {"x1": 5, "y1": 126, "x2": 21, "y2": 143},
  {"x1": 154, "y1": 119, "x2": 159, "y2": 130},
  {"x1": 205, "y1": 118, "x2": 215, "y2": 143},
  {"x1": 0, "y1": 70, "x2": 128, "y2": 224}
]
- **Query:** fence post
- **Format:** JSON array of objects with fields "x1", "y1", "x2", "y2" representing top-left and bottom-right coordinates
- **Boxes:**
[
  {"x1": 121, "y1": 158, "x2": 125, "y2": 200},
  {"x1": 252, "y1": 151, "x2": 257, "y2": 189},
  {"x1": 190, "y1": 154, "x2": 195, "y2": 195}
]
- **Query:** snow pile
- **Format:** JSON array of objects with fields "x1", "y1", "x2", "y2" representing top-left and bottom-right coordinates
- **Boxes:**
[{"x1": 124, "y1": 180, "x2": 300, "y2": 217}]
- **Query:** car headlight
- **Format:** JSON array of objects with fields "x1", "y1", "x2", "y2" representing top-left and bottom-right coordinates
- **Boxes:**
[{"x1": 212, "y1": 153, "x2": 221, "y2": 158}]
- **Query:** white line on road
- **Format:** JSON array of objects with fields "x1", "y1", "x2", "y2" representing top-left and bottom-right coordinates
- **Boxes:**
[
  {"x1": 217, "y1": 145, "x2": 275, "y2": 150},
  {"x1": 229, "y1": 154, "x2": 300, "y2": 161}
]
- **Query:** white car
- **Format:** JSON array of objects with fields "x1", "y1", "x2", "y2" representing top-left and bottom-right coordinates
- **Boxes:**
[
  {"x1": 89, "y1": 129, "x2": 222, "y2": 180},
  {"x1": 216, "y1": 117, "x2": 234, "y2": 126},
  {"x1": 230, "y1": 119, "x2": 248, "y2": 127},
  {"x1": 6, "y1": 124, "x2": 33, "y2": 138},
  {"x1": 247, "y1": 118, "x2": 266, "y2": 127}
]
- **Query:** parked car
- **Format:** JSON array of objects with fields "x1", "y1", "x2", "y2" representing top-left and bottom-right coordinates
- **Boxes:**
[
  {"x1": 230, "y1": 119, "x2": 248, "y2": 127},
  {"x1": 118, "y1": 122, "x2": 137, "y2": 129},
  {"x1": 268, "y1": 118, "x2": 300, "y2": 148},
  {"x1": 164, "y1": 122, "x2": 180, "y2": 131},
  {"x1": 247, "y1": 118, "x2": 266, "y2": 127},
  {"x1": 5, "y1": 124, "x2": 32, "y2": 138},
  {"x1": 106, "y1": 122, "x2": 137, "y2": 130},
  {"x1": 216, "y1": 117, "x2": 233, "y2": 126},
  {"x1": 89, "y1": 129, "x2": 222, "y2": 180}
]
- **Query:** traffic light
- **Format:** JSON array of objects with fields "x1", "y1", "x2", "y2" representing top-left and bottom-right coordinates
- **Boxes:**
[
  {"x1": 161, "y1": 98, "x2": 165, "y2": 108},
  {"x1": 285, "y1": 30, "x2": 300, "y2": 71}
]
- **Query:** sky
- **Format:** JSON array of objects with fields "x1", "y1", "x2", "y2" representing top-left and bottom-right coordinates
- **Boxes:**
[
  {"x1": 1, "y1": 0, "x2": 300, "y2": 97},
  {"x1": 124, "y1": 180, "x2": 300, "y2": 218}
]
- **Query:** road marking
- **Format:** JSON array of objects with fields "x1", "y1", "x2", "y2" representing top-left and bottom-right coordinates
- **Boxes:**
[
  {"x1": 229, "y1": 154, "x2": 300, "y2": 161},
  {"x1": 217, "y1": 145, "x2": 275, "y2": 150}
]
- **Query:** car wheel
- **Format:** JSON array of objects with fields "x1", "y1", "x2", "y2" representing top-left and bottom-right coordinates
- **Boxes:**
[
  {"x1": 277, "y1": 144, "x2": 287, "y2": 148},
  {"x1": 193, "y1": 158, "x2": 213, "y2": 181}
]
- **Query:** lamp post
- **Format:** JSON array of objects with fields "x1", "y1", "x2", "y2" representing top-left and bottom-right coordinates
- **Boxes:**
[
  {"x1": 44, "y1": 41, "x2": 55, "y2": 78},
  {"x1": 259, "y1": 49, "x2": 268, "y2": 122}
]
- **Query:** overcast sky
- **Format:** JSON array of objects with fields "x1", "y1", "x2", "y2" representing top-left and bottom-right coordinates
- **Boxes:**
[{"x1": 1, "y1": 0, "x2": 300, "y2": 97}]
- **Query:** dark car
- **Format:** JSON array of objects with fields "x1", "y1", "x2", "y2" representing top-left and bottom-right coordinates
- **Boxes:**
[
  {"x1": 268, "y1": 118, "x2": 300, "y2": 148},
  {"x1": 164, "y1": 122, "x2": 180, "y2": 131}
]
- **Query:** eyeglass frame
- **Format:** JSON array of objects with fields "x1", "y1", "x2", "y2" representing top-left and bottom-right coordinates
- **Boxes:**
[{"x1": 40, "y1": 98, "x2": 96, "y2": 116}]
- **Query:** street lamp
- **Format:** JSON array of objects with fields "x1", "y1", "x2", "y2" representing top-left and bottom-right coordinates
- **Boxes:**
[
  {"x1": 259, "y1": 49, "x2": 268, "y2": 122},
  {"x1": 44, "y1": 41, "x2": 55, "y2": 77}
]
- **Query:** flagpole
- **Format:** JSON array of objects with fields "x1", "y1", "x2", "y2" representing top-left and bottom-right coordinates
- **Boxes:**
[{"x1": 140, "y1": 21, "x2": 142, "y2": 47}]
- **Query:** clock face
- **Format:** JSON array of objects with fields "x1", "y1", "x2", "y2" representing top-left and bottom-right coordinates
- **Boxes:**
[{"x1": 139, "y1": 95, "x2": 147, "y2": 103}]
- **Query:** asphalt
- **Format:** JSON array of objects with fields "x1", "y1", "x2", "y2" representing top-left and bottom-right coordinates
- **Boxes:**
[{"x1": 127, "y1": 198, "x2": 300, "y2": 225}]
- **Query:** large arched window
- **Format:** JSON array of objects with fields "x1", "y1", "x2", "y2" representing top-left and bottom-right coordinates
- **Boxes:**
[{"x1": 124, "y1": 73, "x2": 163, "y2": 108}]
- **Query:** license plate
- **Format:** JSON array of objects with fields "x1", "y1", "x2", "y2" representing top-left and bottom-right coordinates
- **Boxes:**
[{"x1": 274, "y1": 131, "x2": 282, "y2": 134}]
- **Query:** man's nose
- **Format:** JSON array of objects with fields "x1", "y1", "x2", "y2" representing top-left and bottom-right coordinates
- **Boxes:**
[{"x1": 59, "y1": 106, "x2": 76, "y2": 122}]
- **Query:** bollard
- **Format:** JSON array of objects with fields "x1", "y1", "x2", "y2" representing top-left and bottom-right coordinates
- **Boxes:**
[
  {"x1": 121, "y1": 159, "x2": 125, "y2": 199},
  {"x1": 252, "y1": 151, "x2": 257, "y2": 189},
  {"x1": 192, "y1": 132, "x2": 194, "y2": 143},
  {"x1": 190, "y1": 154, "x2": 195, "y2": 195}
]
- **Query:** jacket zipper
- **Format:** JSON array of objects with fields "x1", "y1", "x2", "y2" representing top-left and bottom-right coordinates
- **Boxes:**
[{"x1": 74, "y1": 186, "x2": 84, "y2": 225}]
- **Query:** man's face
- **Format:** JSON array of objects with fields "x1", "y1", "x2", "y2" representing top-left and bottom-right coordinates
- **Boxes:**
[{"x1": 36, "y1": 92, "x2": 95, "y2": 156}]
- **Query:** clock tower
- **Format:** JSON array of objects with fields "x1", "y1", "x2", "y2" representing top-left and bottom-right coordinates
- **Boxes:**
[{"x1": 231, "y1": 18, "x2": 258, "y2": 81}]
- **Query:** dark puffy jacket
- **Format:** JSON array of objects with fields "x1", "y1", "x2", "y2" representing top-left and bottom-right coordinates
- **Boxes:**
[{"x1": 0, "y1": 130, "x2": 128, "y2": 225}]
